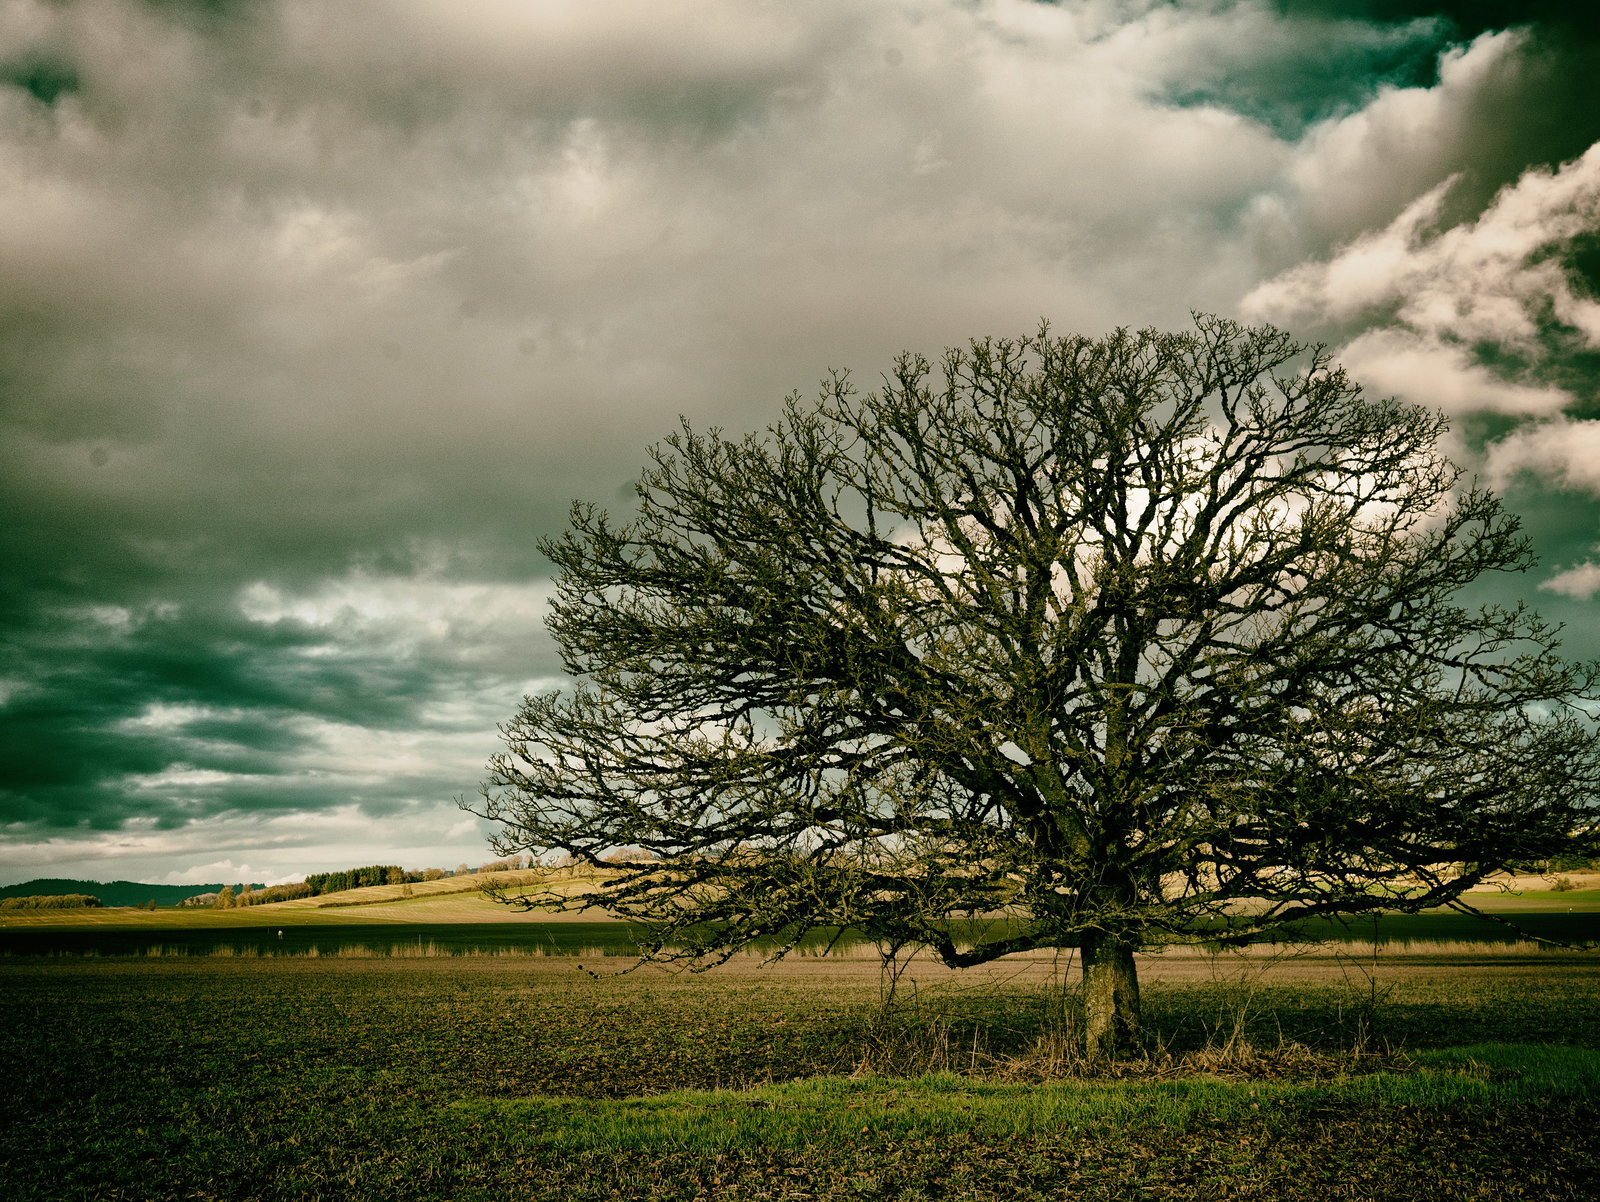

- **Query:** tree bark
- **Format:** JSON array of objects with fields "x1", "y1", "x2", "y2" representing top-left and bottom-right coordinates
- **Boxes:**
[{"x1": 1082, "y1": 933, "x2": 1141, "y2": 1060}]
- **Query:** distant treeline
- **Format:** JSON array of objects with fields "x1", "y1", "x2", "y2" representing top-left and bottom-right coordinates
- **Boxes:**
[
  {"x1": 208, "y1": 871, "x2": 398, "y2": 908},
  {"x1": 190, "y1": 882, "x2": 316, "y2": 907},
  {"x1": 227, "y1": 863, "x2": 493, "y2": 907},
  {"x1": 0, "y1": 879, "x2": 246, "y2": 908},
  {"x1": 232, "y1": 882, "x2": 313, "y2": 906},
  {"x1": 4, "y1": 858, "x2": 552, "y2": 911},
  {"x1": 299, "y1": 860, "x2": 533, "y2": 896},
  {"x1": 304, "y1": 865, "x2": 407, "y2": 894},
  {"x1": 1, "y1": 894, "x2": 103, "y2": 909}
]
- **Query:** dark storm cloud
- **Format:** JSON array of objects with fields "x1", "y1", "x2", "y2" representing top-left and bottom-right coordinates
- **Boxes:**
[
  {"x1": 1266, "y1": 2, "x2": 1600, "y2": 217},
  {"x1": 1158, "y1": 13, "x2": 1450, "y2": 138},
  {"x1": 2, "y1": 0, "x2": 1597, "y2": 883},
  {"x1": 0, "y1": 585, "x2": 537, "y2": 826},
  {"x1": 1277, "y1": 1, "x2": 1600, "y2": 35}
]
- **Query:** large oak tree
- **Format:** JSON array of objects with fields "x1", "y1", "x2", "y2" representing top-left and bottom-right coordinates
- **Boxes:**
[{"x1": 475, "y1": 316, "x2": 1600, "y2": 1057}]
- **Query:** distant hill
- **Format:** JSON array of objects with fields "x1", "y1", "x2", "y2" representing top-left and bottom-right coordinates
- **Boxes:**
[{"x1": 0, "y1": 879, "x2": 264, "y2": 908}]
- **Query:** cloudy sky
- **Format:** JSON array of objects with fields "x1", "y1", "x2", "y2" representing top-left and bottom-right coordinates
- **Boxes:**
[{"x1": 3, "y1": 0, "x2": 1599, "y2": 887}]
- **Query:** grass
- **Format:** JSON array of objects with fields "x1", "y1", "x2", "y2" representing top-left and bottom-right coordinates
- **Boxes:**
[
  {"x1": 3, "y1": 952, "x2": 1598, "y2": 1199},
  {"x1": 461, "y1": 1043, "x2": 1600, "y2": 1152},
  {"x1": 0, "y1": 919, "x2": 658, "y2": 958},
  {"x1": 2, "y1": 873, "x2": 1596, "y2": 1198},
  {"x1": 4, "y1": 876, "x2": 1597, "y2": 961}
]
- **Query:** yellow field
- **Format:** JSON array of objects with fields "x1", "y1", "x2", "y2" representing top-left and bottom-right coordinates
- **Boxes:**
[
  {"x1": 0, "y1": 867, "x2": 615, "y2": 928},
  {"x1": 2, "y1": 867, "x2": 1594, "y2": 932}
]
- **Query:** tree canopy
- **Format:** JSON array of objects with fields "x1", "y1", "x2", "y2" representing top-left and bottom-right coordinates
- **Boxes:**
[{"x1": 475, "y1": 316, "x2": 1600, "y2": 1056}]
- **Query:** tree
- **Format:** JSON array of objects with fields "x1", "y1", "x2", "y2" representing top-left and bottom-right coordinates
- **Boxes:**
[
  {"x1": 213, "y1": 885, "x2": 235, "y2": 910},
  {"x1": 474, "y1": 316, "x2": 1600, "y2": 1057}
]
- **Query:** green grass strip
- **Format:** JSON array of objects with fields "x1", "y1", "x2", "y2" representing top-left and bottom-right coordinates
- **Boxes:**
[{"x1": 450, "y1": 1043, "x2": 1599, "y2": 1155}]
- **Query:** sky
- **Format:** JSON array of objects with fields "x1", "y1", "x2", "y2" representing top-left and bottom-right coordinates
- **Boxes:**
[{"x1": 3, "y1": 0, "x2": 1599, "y2": 887}]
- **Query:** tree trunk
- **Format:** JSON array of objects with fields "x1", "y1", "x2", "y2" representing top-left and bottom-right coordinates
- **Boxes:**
[{"x1": 1082, "y1": 933, "x2": 1141, "y2": 1060}]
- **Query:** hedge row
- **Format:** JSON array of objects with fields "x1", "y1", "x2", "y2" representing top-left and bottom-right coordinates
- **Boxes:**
[{"x1": 0, "y1": 894, "x2": 103, "y2": 909}]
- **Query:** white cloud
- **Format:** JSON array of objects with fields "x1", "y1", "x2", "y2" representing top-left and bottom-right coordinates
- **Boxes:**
[
  {"x1": 1244, "y1": 137, "x2": 1600, "y2": 490},
  {"x1": 127, "y1": 765, "x2": 240, "y2": 792},
  {"x1": 237, "y1": 573, "x2": 555, "y2": 665},
  {"x1": 1540, "y1": 562, "x2": 1600, "y2": 601},
  {"x1": 0, "y1": 804, "x2": 500, "y2": 886},
  {"x1": 1335, "y1": 328, "x2": 1572, "y2": 417},
  {"x1": 119, "y1": 703, "x2": 224, "y2": 733},
  {"x1": 163, "y1": 859, "x2": 280, "y2": 887},
  {"x1": 1485, "y1": 419, "x2": 1600, "y2": 496},
  {"x1": 1243, "y1": 178, "x2": 1457, "y2": 326},
  {"x1": 1, "y1": 1, "x2": 1545, "y2": 540},
  {"x1": 104, "y1": 690, "x2": 541, "y2": 819},
  {"x1": 1248, "y1": 137, "x2": 1600, "y2": 348}
]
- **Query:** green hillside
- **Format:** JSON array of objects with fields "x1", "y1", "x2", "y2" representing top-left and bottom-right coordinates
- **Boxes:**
[{"x1": 0, "y1": 878, "x2": 263, "y2": 907}]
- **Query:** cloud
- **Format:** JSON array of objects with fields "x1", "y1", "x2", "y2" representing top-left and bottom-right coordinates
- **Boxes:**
[
  {"x1": 0, "y1": 566, "x2": 564, "y2": 846},
  {"x1": 1485, "y1": 419, "x2": 1600, "y2": 496},
  {"x1": 161, "y1": 859, "x2": 288, "y2": 888},
  {"x1": 1334, "y1": 328, "x2": 1573, "y2": 416},
  {"x1": 4, "y1": 0, "x2": 1600, "y2": 883},
  {"x1": 1234, "y1": 21, "x2": 1600, "y2": 623},
  {"x1": 1146, "y1": 6, "x2": 1450, "y2": 139},
  {"x1": 1540, "y1": 561, "x2": 1600, "y2": 601},
  {"x1": 1243, "y1": 135, "x2": 1600, "y2": 516},
  {"x1": 1, "y1": 804, "x2": 501, "y2": 885},
  {"x1": 1245, "y1": 137, "x2": 1600, "y2": 348},
  {"x1": 237, "y1": 572, "x2": 557, "y2": 668},
  {"x1": 1277, "y1": 30, "x2": 1527, "y2": 246}
]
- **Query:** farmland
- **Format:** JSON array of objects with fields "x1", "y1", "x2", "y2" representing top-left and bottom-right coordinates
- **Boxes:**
[
  {"x1": 3, "y1": 875, "x2": 1598, "y2": 1199},
  {"x1": 3, "y1": 866, "x2": 1598, "y2": 957}
]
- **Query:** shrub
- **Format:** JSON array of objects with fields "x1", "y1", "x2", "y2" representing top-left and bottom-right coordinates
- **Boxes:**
[
  {"x1": 601, "y1": 848, "x2": 657, "y2": 865},
  {"x1": 1550, "y1": 854, "x2": 1598, "y2": 873},
  {"x1": 0, "y1": 894, "x2": 103, "y2": 909},
  {"x1": 236, "y1": 881, "x2": 313, "y2": 906}
]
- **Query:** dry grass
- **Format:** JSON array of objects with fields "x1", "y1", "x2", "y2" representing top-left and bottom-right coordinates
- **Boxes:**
[
  {"x1": 848, "y1": 998, "x2": 1411, "y2": 1085},
  {"x1": 286, "y1": 866, "x2": 612, "y2": 911},
  {"x1": 1471, "y1": 870, "x2": 1600, "y2": 894}
]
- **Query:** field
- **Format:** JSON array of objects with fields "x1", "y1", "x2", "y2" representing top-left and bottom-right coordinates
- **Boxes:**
[
  {"x1": 4, "y1": 875, "x2": 1598, "y2": 1199},
  {"x1": 3, "y1": 942, "x2": 1599, "y2": 1200},
  {"x1": 3, "y1": 866, "x2": 1598, "y2": 956}
]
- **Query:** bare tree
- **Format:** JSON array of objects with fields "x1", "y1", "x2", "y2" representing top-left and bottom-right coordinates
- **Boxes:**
[{"x1": 473, "y1": 316, "x2": 1600, "y2": 1058}]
